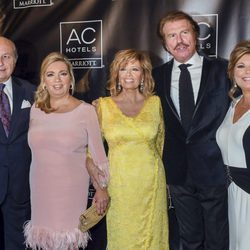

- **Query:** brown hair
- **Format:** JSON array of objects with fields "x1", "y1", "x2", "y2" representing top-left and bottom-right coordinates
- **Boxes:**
[
  {"x1": 35, "y1": 52, "x2": 75, "y2": 113},
  {"x1": 228, "y1": 40, "x2": 250, "y2": 100},
  {"x1": 108, "y1": 49, "x2": 155, "y2": 97},
  {"x1": 158, "y1": 10, "x2": 199, "y2": 47}
]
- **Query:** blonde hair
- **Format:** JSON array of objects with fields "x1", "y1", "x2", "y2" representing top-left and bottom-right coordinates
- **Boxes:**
[
  {"x1": 228, "y1": 40, "x2": 250, "y2": 101},
  {"x1": 35, "y1": 52, "x2": 75, "y2": 113},
  {"x1": 107, "y1": 49, "x2": 155, "y2": 97}
]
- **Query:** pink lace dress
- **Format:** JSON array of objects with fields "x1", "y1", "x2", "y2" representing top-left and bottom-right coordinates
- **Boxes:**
[{"x1": 24, "y1": 102, "x2": 109, "y2": 250}]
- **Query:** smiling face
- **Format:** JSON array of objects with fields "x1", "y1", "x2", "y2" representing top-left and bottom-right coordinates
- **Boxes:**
[
  {"x1": 234, "y1": 53, "x2": 250, "y2": 93},
  {"x1": 118, "y1": 60, "x2": 144, "y2": 92},
  {"x1": 0, "y1": 37, "x2": 17, "y2": 82},
  {"x1": 162, "y1": 19, "x2": 197, "y2": 63},
  {"x1": 44, "y1": 61, "x2": 72, "y2": 99}
]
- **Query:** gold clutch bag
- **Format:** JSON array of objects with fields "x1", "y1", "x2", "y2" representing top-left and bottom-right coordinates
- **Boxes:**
[{"x1": 78, "y1": 203, "x2": 109, "y2": 232}]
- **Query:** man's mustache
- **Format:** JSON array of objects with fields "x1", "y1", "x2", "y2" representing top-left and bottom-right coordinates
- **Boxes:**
[{"x1": 174, "y1": 42, "x2": 189, "y2": 50}]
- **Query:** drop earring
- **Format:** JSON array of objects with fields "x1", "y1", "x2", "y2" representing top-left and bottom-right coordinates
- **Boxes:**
[
  {"x1": 117, "y1": 82, "x2": 122, "y2": 92},
  {"x1": 139, "y1": 80, "x2": 144, "y2": 92},
  {"x1": 234, "y1": 81, "x2": 238, "y2": 89}
]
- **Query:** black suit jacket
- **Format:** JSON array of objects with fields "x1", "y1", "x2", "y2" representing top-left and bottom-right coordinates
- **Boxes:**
[
  {"x1": 153, "y1": 56, "x2": 230, "y2": 186},
  {"x1": 0, "y1": 77, "x2": 35, "y2": 204}
]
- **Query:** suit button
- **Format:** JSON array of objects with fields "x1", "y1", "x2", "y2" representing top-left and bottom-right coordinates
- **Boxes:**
[{"x1": 186, "y1": 140, "x2": 192, "y2": 144}]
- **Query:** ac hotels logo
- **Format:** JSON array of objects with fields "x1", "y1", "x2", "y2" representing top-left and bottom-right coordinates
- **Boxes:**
[
  {"x1": 192, "y1": 14, "x2": 218, "y2": 58},
  {"x1": 60, "y1": 20, "x2": 103, "y2": 69}
]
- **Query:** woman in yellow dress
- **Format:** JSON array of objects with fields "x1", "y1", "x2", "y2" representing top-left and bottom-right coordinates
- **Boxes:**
[{"x1": 91, "y1": 49, "x2": 169, "y2": 249}]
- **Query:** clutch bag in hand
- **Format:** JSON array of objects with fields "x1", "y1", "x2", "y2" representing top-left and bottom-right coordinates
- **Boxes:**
[{"x1": 79, "y1": 203, "x2": 109, "y2": 232}]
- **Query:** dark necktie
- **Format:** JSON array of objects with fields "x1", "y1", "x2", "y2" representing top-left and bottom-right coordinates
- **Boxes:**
[
  {"x1": 0, "y1": 83, "x2": 11, "y2": 136},
  {"x1": 178, "y1": 64, "x2": 195, "y2": 133}
]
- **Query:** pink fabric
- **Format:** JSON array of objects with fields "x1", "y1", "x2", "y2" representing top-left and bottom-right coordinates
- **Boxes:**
[{"x1": 24, "y1": 103, "x2": 109, "y2": 250}]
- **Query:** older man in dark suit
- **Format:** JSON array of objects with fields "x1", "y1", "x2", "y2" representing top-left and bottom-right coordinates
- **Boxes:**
[
  {"x1": 0, "y1": 36, "x2": 35, "y2": 250},
  {"x1": 153, "y1": 11, "x2": 230, "y2": 250}
]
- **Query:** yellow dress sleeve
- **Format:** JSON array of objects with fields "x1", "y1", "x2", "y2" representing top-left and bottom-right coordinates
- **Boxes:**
[
  {"x1": 156, "y1": 97, "x2": 165, "y2": 157},
  {"x1": 96, "y1": 97, "x2": 105, "y2": 138}
]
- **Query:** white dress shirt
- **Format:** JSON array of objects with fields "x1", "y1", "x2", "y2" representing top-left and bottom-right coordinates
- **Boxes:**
[
  {"x1": 171, "y1": 52, "x2": 203, "y2": 117},
  {"x1": 2, "y1": 77, "x2": 13, "y2": 114}
]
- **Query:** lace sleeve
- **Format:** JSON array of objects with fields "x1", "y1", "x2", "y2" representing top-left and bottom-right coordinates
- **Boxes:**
[
  {"x1": 156, "y1": 98, "x2": 165, "y2": 157},
  {"x1": 96, "y1": 98, "x2": 104, "y2": 138}
]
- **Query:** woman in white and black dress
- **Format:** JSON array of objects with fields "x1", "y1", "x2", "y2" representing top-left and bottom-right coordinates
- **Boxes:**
[{"x1": 216, "y1": 40, "x2": 250, "y2": 250}]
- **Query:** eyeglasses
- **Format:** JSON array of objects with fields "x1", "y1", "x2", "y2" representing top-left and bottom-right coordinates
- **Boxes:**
[{"x1": 119, "y1": 67, "x2": 142, "y2": 75}]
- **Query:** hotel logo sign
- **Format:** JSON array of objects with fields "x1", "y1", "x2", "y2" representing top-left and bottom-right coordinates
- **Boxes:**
[
  {"x1": 13, "y1": 0, "x2": 53, "y2": 9},
  {"x1": 60, "y1": 20, "x2": 103, "y2": 69},
  {"x1": 193, "y1": 14, "x2": 218, "y2": 57}
]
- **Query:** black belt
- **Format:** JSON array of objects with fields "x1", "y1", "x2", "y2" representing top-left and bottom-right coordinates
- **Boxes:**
[{"x1": 225, "y1": 165, "x2": 250, "y2": 194}]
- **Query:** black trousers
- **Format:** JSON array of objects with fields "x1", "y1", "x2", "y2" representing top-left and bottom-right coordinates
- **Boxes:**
[
  {"x1": 0, "y1": 195, "x2": 31, "y2": 250},
  {"x1": 169, "y1": 184, "x2": 229, "y2": 250},
  {"x1": 168, "y1": 207, "x2": 182, "y2": 250},
  {"x1": 84, "y1": 217, "x2": 107, "y2": 250}
]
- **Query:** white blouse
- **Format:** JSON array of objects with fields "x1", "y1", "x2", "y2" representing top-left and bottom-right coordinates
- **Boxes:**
[{"x1": 216, "y1": 96, "x2": 250, "y2": 169}]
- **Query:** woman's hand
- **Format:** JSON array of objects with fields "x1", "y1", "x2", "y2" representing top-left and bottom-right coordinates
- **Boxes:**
[
  {"x1": 86, "y1": 157, "x2": 106, "y2": 189},
  {"x1": 93, "y1": 188, "x2": 110, "y2": 215}
]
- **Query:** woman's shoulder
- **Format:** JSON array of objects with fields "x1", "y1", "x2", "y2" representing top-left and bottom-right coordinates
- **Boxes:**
[
  {"x1": 72, "y1": 102, "x2": 100, "y2": 122},
  {"x1": 29, "y1": 104, "x2": 49, "y2": 120},
  {"x1": 97, "y1": 96, "x2": 113, "y2": 106},
  {"x1": 147, "y1": 95, "x2": 161, "y2": 105},
  {"x1": 77, "y1": 100, "x2": 96, "y2": 112},
  {"x1": 145, "y1": 96, "x2": 162, "y2": 115},
  {"x1": 98, "y1": 96, "x2": 112, "y2": 102},
  {"x1": 31, "y1": 104, "x2": 43, "y2": 114}
]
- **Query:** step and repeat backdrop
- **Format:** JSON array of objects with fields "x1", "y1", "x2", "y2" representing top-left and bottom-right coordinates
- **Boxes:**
[
  {"x1": 1, "y1": 0, "x2": 249, "y2": 100},
  {"x1": 0, "y1": 0, "x2": 249, "y2": 249}
]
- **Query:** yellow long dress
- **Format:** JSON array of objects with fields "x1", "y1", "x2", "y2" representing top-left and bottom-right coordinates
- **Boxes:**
[{"x1": 97, "y1": 95, "x2": 169, "y2": 250}]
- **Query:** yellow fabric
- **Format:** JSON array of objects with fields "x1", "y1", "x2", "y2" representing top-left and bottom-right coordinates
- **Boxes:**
[{"x1": 97, "y1": 96, "x2": 169, "y2": 250}]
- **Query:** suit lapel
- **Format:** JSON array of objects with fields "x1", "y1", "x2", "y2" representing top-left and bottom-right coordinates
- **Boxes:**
[
  {"x1": 187, "y1": 57, "x2": 211, "y2": 138},
  {"x1": 0, "y1": 120, "x2": 7, "y2": 141},
  {"x1": 193, "y1": 57, "x2": 211, "y2": 118},
  {"x1": 163, "y1": 60, "x2": 180, "y2": 122}
]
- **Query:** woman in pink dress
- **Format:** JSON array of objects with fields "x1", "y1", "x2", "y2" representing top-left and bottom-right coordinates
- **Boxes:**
[{"x1": 24, "y1": 52, "x2": 109, "y2": 250}]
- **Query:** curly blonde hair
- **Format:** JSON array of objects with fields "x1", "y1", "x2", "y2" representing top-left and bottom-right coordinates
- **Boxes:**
[
  {"x1": 35, "y1": 52, "x2": 75, "y2": 113},
  {"x1": 107, "y1": 49, "x2": 155, "y2": 97},
  {"x1": 228, "y1": 40, "x2": 250, "y2": 101}
]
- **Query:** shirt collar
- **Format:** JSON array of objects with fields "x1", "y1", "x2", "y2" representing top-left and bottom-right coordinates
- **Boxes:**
[
  {"x1": 173, "y1": 52, "x2": 203, "y2": 70},
  {"x1": 2, "y1": 77, "x2": 13, "y2": 99}
]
